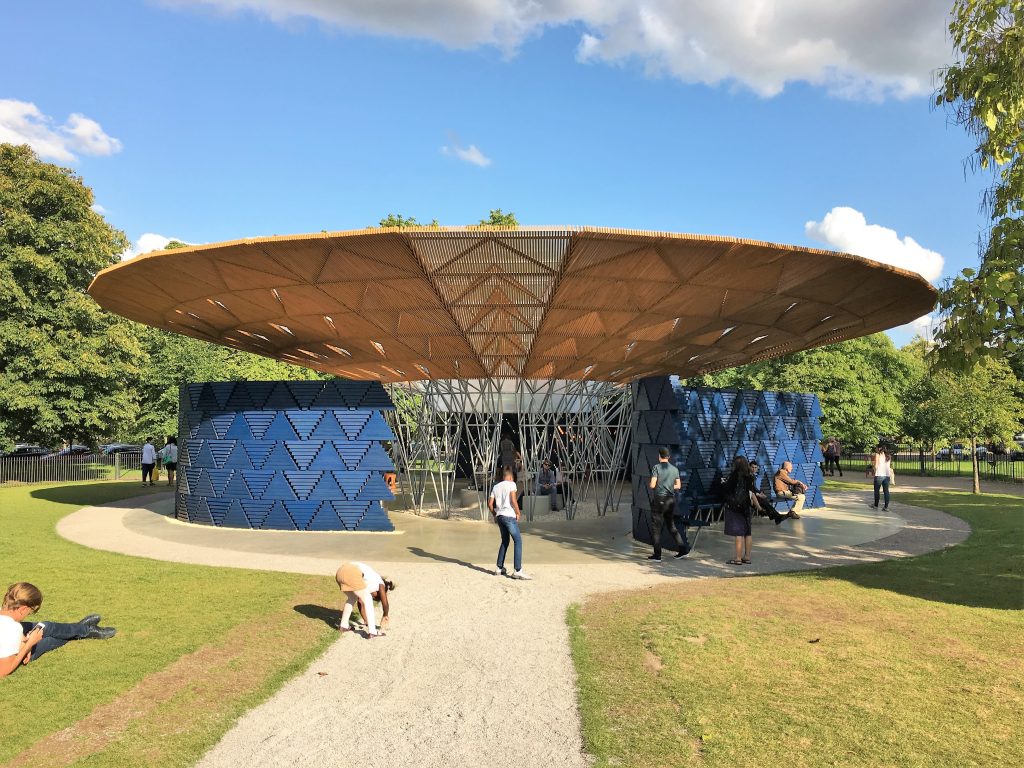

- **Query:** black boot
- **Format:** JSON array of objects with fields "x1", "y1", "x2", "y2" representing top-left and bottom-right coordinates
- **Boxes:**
[
  {"x1": 80, "y1": 614, "x2": 101, "y2": 627},
  {"x1": 86, "y1": 626, "x2": 116, "y2": 640}
]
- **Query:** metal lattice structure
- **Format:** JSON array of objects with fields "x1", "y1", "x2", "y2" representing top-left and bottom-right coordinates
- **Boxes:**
[{"x1": 386, "y1": 378, "x2": 632, "y2": 520}]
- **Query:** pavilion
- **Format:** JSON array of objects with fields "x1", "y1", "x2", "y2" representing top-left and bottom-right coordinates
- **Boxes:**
[{"x1": 89, "y1": 227, "x2": 936, "y2": 529}]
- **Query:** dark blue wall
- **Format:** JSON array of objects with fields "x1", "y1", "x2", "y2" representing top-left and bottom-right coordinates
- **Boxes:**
[
  {"x1": 631, "y1": 377, "x2": 826, "y2": 549},
  {"x1": 176, "y1": 380, "x2": 396, "y2": 531}
]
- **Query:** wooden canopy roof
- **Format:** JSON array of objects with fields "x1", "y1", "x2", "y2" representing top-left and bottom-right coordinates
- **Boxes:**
[{"x1": 89, "y1": 227, "x2": 937, "y2": 383}]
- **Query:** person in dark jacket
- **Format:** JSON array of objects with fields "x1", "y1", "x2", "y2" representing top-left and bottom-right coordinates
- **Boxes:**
[{"x1": 721, "y1": 456, "x2": 763, "y2": 565}]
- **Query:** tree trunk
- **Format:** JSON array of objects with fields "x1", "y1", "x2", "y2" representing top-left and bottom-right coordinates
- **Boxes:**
[
  {"x1": 919, "y1": 445, "x2": 925, "y2": 476},
  {"x1": 971, "y1": 436, "x2": 981, "y2": 494}
]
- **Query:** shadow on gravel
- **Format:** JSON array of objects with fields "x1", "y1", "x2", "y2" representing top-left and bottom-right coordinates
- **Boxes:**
[
  {"x1": 294, "y1": 603, "x2": 341, "y2": 629},
  {"x1": 407, "y1": 546, "x2": 493, "y2": 574}
]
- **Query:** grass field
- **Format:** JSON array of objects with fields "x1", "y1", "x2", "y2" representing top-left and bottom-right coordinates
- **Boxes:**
[
  {"x1": 0, "y1": 481, "x2": 341, "y2": 768},
  {"x1": 569, "y1": 486, "x2": 1024, "y2": 768}
]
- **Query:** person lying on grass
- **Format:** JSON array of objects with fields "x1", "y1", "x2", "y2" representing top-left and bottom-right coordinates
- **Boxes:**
[{"x1": 0, "y1": 582, "x2": 116, "y2": 678}]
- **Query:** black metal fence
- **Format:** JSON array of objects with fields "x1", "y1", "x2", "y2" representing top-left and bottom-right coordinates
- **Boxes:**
[
  {"x1": 845, "y1": 451, "x2": 1023, "y2": 484},
  {"x1": 0, "y1": 452, "x2": 144, "y2": 486}
]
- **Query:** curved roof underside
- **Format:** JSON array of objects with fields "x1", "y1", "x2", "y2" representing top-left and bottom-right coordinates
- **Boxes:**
[{"x1": 89, "y1": 227, "x2": 937, "y2": 383}]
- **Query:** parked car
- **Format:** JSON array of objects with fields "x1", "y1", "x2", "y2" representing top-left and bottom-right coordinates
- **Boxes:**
[
  {"x1": 42, "y1": 444, "x2": 94, "y2": 460},
  {"x1": 936, "y1": 444, "x2": 964, "y2": 460},
  {"x1": 0, "y1": 444, "x2": 52, "y2": 459},
  {"x1": 102, "y1": 443, "x2": 142, "y2": 455}
]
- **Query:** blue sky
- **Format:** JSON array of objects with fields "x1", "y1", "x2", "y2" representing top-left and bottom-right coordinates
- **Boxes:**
[{"x1": 2, "y1": 0, "x2": 988, "y2": 344}]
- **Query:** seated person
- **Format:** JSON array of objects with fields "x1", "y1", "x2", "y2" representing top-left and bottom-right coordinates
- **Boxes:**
[
  {"x1": 749, "y1": 461, "x2": 794, "y2": 525},
  {"x1": 773, "y1": 461, "x2": 808, "y2": 519},
  {"x1": 535, "y1": 459, "x2": 558, "y2": 510},
  {"x1": 1, "y1": 582, "x2": 116, "y2": 678}
]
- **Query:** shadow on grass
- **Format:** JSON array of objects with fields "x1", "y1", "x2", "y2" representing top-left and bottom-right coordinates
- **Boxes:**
[
  {"x1": 294, "y1": 603, "x2": 341, "y2": 629},
  {"x1": 406, "y1": 546, "x2": 494, "y2": 574},
  {"x1": 29, "y1": 482, "x2": 166, "y2": 508},
  {"x1": 808, "y1": 488, "x2": 1023, "y2": 610}
]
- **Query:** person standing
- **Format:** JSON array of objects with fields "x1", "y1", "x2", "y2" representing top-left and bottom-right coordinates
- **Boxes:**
[
  {"x1": 158, "y1": 436, "x2": 178, "y2": 487},
  {"x1": 870, "y1": 445, "x2": 894, "y2": 511},
  {"x1": 721, "y1": 456, "x2": 762, "y2": 565},
  {"x1": 647, "y1": 447, "x2": 688, "y2": 561},
  {"x1": 774, "y1": 461, "x2": 808, "y2": 518},
  {"x1": 824, "y1": 437, "x2": 843, "y2": 477},
  {"x1": 498, "y1": 433, "x2": 517, "y2": 476},
  {"x1": 489, "y1": 467, "x2": 531, "y2": 579},
  {"x1": 141, "y1": 437, "x2": 157, "y2": 486}
]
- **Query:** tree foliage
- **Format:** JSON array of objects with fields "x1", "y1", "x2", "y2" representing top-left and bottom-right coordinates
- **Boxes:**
[
  {"x1": 687, "y1": 335, "x2": 922, "y2": 450},
  {"x1": 377, "y1": 213, "x2": 438, "y2": 228},
  {"x1": 928, "y1": 356, "x2": 1023, "y2": 490},
  {"x1": 0, "y1": 144, "x2": 142, "y2": 448},
  {"x1": 477, "y1": 208, "x2": 518, "y2": 227},
  {"x1": 934, "y1": 0, "x2": 1023, "y2": 371}
]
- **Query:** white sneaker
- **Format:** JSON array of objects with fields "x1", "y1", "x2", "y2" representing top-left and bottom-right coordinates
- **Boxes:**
[
  {"x1": 493, "y1": 567, "x2": 507, "y2": 576},
  {"x1": 511, "y1": 570, "x2": 533, "y2": 580}
]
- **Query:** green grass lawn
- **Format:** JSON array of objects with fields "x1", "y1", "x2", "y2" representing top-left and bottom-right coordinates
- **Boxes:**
[
  {"x1": 0, "y1": 481, "x2": 341, "y2": 767},
  {"x1": 569, "y1": 487, "x2": 1024, "y2": 768}
]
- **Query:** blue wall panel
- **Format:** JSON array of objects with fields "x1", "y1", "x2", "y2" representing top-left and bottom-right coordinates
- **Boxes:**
[
  {"x1": 631, "y1": 377, "x2": 826, "y2": 549},
  {"x1": 176, "y1": 380, "x2": 396, "y2": 531}
]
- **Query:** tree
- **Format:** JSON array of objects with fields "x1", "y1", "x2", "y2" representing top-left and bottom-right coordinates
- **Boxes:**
[
  {"x1": 934, "y1": 0, "x2": 1023, "y2": 371},
  {"x1": 900, "y1": 340, "x2": 951, "y2": 473},
  {"x1": 929, "y1": 357, "x2": 1023, "y2": 492},
  {"x1": 687, "y1": 334, "x2": 922, "y2": 450},
  {"x1": 0, "y1": 144, "x2": 143, "y2": 448},
  {"x1": 477, "y1": 209, "x2": 518, "y2": 227},
  {"x1": 377, "y1": 214, "x2": 438, "y2": 228}
]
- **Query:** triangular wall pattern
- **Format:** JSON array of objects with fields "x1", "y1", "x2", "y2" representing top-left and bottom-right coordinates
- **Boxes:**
[
  {"x1": 630, "y1": 377, "x2": 826, "y2": 549},
  {"x1": 177, "y1": 380, "x2": 396, "y2": 530}
]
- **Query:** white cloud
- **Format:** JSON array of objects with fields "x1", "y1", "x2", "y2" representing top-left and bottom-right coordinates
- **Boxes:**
[
  {"x1": 441, "y1": 141, "x2": 492, "y2": 167},
  {"x1": 164, "y1": 0, "x2": 950, "y2": 99},
  {"x1": 805, "y1": 206, "x2": 945, "y2": 283},
  {"x1": 0, "y1": 99, "x2": 122, "y2": 162},
  {"x1": 90, "y1": 203, "x2": 108, "y2": 215},
  {"x1": 121, "y1": 233, "x2": 188, "y2": 261}
]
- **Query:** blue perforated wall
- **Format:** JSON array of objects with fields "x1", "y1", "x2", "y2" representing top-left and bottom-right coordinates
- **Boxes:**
[
  {"x1": 631, "y1": 377, "x2": 826, "y2": 548},
  {"x1": 176, "y1": 380, "x2": 396, "y2": 531}
]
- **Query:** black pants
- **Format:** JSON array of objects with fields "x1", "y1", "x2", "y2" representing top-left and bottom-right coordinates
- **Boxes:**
[
  {"x1": 824, "y1": 456, "x2": 842, "y2": 476},
  {"x1": 649, "y1": 495, "x2": 687, "y2": 557},
  {"x1": 142, "y1": 463, "x2": 155, "y2": 483}
]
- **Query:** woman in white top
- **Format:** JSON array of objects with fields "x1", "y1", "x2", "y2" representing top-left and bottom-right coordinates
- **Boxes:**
[
  {"x1": 870, "y1": 445, "x2": 894, "y2": 511},
  {"x1": 157, "y1": 436, "x2": 178, "y2": 487}
]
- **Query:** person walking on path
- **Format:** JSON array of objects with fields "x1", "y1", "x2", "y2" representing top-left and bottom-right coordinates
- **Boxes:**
[
  {"x1": 1, "y1": 582, "x2": 116, "y2": 678},
  {"x1": 141, "y1": 437, "x2": 157, "y2": 486},
  {"x1": 774, "y1": 461, "x2": 808, "y2": 518},
  {"x1": 647, "y1": 447, "x2": 688, "y2": 561},
  {"x1": 158, "y1": 436, "x2": 178, "y2": 487},
  {"x1": 824, "y1": 437, "x2": 843, "y2": 477},
  {"x1": 489, "y1": 467, "x2": 531, "y2": 580},
  {"x1": 721, "y1": 456, "x2": 762, "y2": 565},
  {"x1": 870, "y1": 445, "x2": 894, "y2": 511},
  {"x1": 335, "y1": 562, "x2": 393, "y2": 638}
]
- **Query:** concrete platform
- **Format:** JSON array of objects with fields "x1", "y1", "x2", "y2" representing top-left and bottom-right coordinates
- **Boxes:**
[{"x1": 57, "y1": 490, "x2": 940, "y2": 577}]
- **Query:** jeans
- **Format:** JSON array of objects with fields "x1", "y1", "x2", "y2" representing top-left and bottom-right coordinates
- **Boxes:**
[
  {"x1": 873, "y1": 477, "x2": 890, "y2": 508},
  {"x1": 142, "y1": 463, "x2": 155, "y2": 483},
  {"x1": 20, "y1": 619, "x2": 92, "y2": 661},
  {"x1": 496, "y1": 515, "x2": 523, "y2": 572},
  {"x1": 825, "y1": 456, "x2": 842, "y2": 476},
  {"x1": 537, "y1": 483, "x2": 558, "y2": 509},
  {"x1": 649, "y1": 495, "x2": 687, "y2": 557}
]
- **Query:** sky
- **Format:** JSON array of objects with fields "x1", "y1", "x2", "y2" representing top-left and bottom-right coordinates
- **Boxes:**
[{"x1": 1, "y1": 0, "x2": 991, "y2": 345}]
